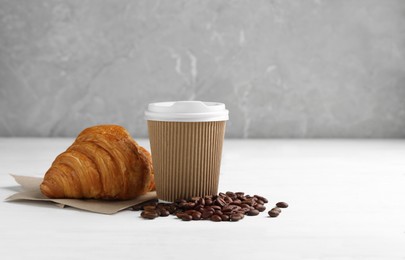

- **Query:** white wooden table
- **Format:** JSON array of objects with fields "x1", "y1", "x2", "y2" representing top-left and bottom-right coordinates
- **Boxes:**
[{"x1": 1, "y1": 138, "x2": 404, "y2": 260}]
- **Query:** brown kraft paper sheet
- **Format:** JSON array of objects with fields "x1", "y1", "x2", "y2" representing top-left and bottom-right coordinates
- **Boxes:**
[{"x1": 5, "y1": 174, "x2": 157, "y2": 214}]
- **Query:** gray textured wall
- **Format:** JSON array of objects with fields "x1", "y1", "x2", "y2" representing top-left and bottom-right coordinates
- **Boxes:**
[{"x1": 1, "y1": 0, "x2": 405, "y2": 138}]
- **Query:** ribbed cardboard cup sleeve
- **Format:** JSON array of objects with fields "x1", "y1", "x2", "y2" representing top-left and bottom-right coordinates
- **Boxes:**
[{"x1": 147, "y1": 121, "x2": 226, "y2": 202}]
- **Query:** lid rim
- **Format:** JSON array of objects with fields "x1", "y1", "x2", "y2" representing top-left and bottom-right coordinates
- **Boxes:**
[
  {"x1": 145, "y1": 118, "x2": 228, "y2": 122},
  {"x1": 145, "y1": 101, "x2": 229, "y2": 122}
]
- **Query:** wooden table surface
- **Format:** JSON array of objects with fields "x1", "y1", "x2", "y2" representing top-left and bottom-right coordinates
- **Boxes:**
[{"x1": 1, "y1": 138, "x2": 404, "y2": 260}]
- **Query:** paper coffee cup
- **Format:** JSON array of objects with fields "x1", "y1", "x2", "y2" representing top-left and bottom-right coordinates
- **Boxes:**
[{"x1": 145, "y1": 101, "x2": 229, "y2": 202}]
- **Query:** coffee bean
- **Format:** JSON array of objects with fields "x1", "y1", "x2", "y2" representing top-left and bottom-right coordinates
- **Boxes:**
[
  {"x1": 214, "y1": 210, "x2": 223, "y2": 216},
  {"x1": 271, "y1": 207, "x2": 281, "y2": 213},
  {"x1": 241, "y1": 207, "x2": 251, "y2": 213},
  {"x1": 236, "y1": 194, "x2": 246, "y2": 200},
  {"x1": 247, "y1": 209, "x2": 260, "y2": 216},
  {"x1": 141, "y1": 211, "x2": 158, "y2": 219},
  {"x1": 215, "y1": 197, "x2": 226, "y2": 207},
  {"x1": 211, "y1": 214, "x2": 222, "y2": 222},
  {"x1": 176, "y1": 212, "x2": 188, "y2": 218},
  {"x1": 230, "y1": 199, "x2": 242, "y2": 205},
  {"x1": 131, "y1": 199, "x2": 159, "y2": 211},
  {"x1": 211, "y1": 205, "x2": 222, "y2": 211},
  {"x1": 240, "y1": 203, "x2": 250, "y2": 209},
  {"x1": 201, "y1": 209, "x2": 214, "y2": 219},
  {"x1": 276, "y1": 202, "x2": 288, "y2": 208},
  {"x1": 159, "y1": 209, "x2": 170, "y2": 217},
  {"x1": 221, "y1": 215, "x2": 230, "y2": 221},
  {"x1": 156, "y1": 204, "x2": 166, "y2": 211},
  {"x1": 178, "y1": 202, "x2": 187, "y2": 208},
  {"x1": 268, "y1": 209, "x2": 280, "y2": 218},
  {"x1": 194, "y1": 205, "x2": 204, "y2": 211},
  {"x1": 254, "y1": 195, "x2": 268, "y2": 203},
  {"x1": 184, "y1": 202, "x2": 196, "y2": 209},
  {"x1": 255, "y1": 204, "x2": 266, "y2": 212},
  {"x1": 224, "y1": 196, "x2": 233, "y2": 203},
  {"x1": 198, "y1": 197, "x2": 205, "y2": 206},
  {"x1": 222, "y1": 205, "x2": 234, "y2": 212},
  {"x1": 192, "y1": 212, "x2": 202, "y2": 220},
  {"x1": 232, "y1": 206, "x2": 244, "y2": 212},
  {"x1": 167, "y1": 205, "x2": 177, "y2": 214},
  {"x1": 143, "y1": 208, "x2": 158, "y2": 213},
  {"x1": 226, "y1": 191, "x2": 236, "y2": 198},
  {"x1": 230, "y1": 213, "x2": 243, "y2": 221},
  {"x1": 204, "y1": 206, "x2": 213, "y2": 211},
  {"x1": 143, "y1": 205, "x2": 156, "y2": 211},
  {"x1": 241, "y1": 199, "x2": 254, "y2": 206},
  {"x1": 181, "y1": 214, "x2": 192, "y2": 221},
  {"x1": 256, "y1": 199, "x2": 265, "y2": 205},
  {"x1": 205, "y1": 198, "x2": 213, "y2": 206}
]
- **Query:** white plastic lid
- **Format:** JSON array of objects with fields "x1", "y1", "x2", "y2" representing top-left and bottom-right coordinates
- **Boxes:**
[{"x1": 145, "y1": 101, "x2": 229, "y2": 122}]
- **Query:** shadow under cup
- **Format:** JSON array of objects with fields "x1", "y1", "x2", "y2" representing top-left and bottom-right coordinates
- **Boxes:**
[{"x1": 147, "y1": 121, "x2": 226, "y2": 202}]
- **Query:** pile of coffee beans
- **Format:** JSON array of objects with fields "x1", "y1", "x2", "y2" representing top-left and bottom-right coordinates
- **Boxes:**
[{"x1": 132, "y1": 192, "x2": 289, "y2": 222}]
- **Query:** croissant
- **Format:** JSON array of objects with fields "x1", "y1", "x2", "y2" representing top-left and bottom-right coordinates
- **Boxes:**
[{"x1": 40, "y1": 125, "x2": 155, "y2": 200}]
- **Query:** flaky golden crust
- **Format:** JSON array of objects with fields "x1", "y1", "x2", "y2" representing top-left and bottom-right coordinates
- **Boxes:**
[{"x1": 40, "y1": 125, "x2": 155, "y2": 200}]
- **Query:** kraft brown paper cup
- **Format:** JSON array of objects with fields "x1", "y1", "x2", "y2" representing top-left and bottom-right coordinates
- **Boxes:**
[
  {"x1": 147, "y1": 121, "x2": 226, "y2": 201},
  {"x1": 145, "y1": 101, "x2": 229, "y2": 202}
]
